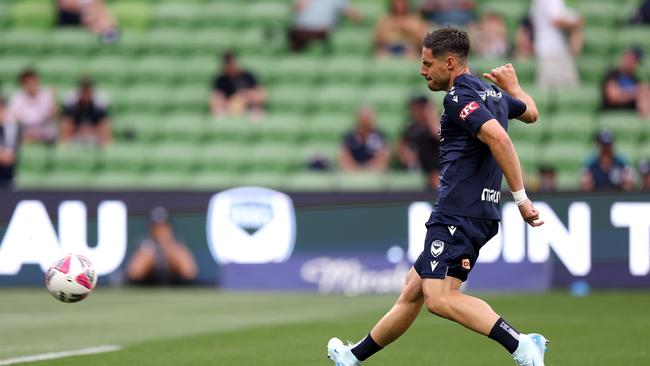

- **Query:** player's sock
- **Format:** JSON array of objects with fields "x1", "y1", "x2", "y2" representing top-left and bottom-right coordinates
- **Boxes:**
[
  {"x1": 488, "y1": 317, "x2": 520, "y2": 354},
  {"x1": 351, "y1": 333, "x2": 383, "y2": 361}
]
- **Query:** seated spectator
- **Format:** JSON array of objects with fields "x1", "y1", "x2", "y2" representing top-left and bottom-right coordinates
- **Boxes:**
[
  {"x1": 339, "y1": 106, "x2": 390, "y2": 172},
  {"x1": 537, "y1": 165, "x2": 557, "y2": 193},
  {"x1": 8, "y1": 69, "x2": 57, "y2": 145},
  {"x1": 530, "y1": 0, "x2": 582, "y2": 89},
  {"x1": 513, "y1": 15, "x2": 535, "y2": 61},
  {"x1": 210, "y1": 52, "x2": 266, "y2": 119},
  {"x1": 56, "y1": 0, "x2": 118, "y2": 43},
  {"x1": 126, "y1": 207, "x2": 198, "y2": 286},
  {"x1": 580, "y1": 130, "x2": 634, "y2": 192},
  {"x1": 374, "y1": 0, "x2": 429, "y2": 59},
  {"x1": 639, "y1": 159, "x2": 650, "y2": 190},
  {"x1": 288, "y1": 0, "x2": 362, "y2": 53},
  {"x1": 397, "y1": 96, "x2": 440, "y2": 189},
  {"x1": 60, "y1": 78, "x2": 112, "y2": 146},
  {"x1": 0, "y1": 96, "x2": 19, "y2": 190},
  {"x1": 630, "y1": 0, "x2": 650, "y2": 25},
  {"x1": 601, "y1": 47, "x2": 650, "y2": 118},
  {"x1": 419, "y1": 0, "x2": 476, "y2": 27},
  {"x1": 471, "y1": 11, "x2": 509, "y2": 59}
]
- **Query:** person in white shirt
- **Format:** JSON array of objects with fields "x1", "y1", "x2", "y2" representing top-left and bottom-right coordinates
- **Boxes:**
[
  {"x1": 530, "y1": 0, "x2": 583, "y2": 89},
  {"x1": 8, "y1": 69, "x2": 57, "y2": 144},
  {"x1": 0, "y1": 96, "x2": 19, "y2": 189}
]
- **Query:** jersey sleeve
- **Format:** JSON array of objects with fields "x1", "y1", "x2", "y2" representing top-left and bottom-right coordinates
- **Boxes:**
[
  {"x1": 503, "y1": 91, "x2": 527, "y2": 119},
  {"x1": 443, "y1": 89, "x2": 495, "y2": 137}
]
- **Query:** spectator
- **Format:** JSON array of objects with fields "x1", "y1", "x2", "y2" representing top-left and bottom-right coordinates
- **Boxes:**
[
  {"x1": 471, "y1": 11, "x2": 509, "y2": 59},
  {"x1": 8, "y1": 69, "x2": 57, "y2": 145},
  {"x1": 580, "y1": 130, "x2": 634, "y2": 192},
  {"x1": 288, "y1": 0, "x2": 362, "y2": 53},
  {"x1": 0, "y1": 96, "x2": 19, "y2": 190},
  {"x1": 210, "y1": 52, "x2": 266, "y2": 119},
  {"x1": 630, "y1": 0, "x2": 650, "y2": 25},
  {"x1": 419, "y1": 0, "x2": 476, "y2": 27},
  {"x1": 126, "y1": 207, "x2": 198, "y2": 286},
  {"x1": 530, "y1": 0, "x2": 582, "y2": 89},
  {"x1": 513, "y1": 15, "x2": 535, "y2": 61},
  {"x1": 397, "y1": 96, "x2": 440, "y2": 189},
  {"x1": 537, "y1": 165, "x2": 557, "y2": 193},
  {"x1": 374, "y1": 0, "x2": 429, "y2": 59},
  {"x1": 339, "y1": 106, "x2": 390, "y2": 172},
  {"x1": 601, "y1": 46, "x2": 650, "y2": 118},
  {"x1": 56, "y1": 0, "x2": 118, "y2": 43},
  {"x1": 60, "y1": 78, "x2": 112, "y2": 146},
  {"x1": 639, "y1": 159, "x2": 650, "y2": 190}
]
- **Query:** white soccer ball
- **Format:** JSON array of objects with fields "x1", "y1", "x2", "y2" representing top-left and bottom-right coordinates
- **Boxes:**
[{"x1": 45, "y1": 254, "x2": 97, "y2": 303}]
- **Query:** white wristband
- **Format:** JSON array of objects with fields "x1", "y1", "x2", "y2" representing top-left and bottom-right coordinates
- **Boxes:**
[{"x1": 512, "y1": 189, "x2": 528, "y2": 206}]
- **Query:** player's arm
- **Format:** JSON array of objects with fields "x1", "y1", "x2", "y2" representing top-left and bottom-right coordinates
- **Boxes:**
[
  {"x1": 483, "y1": 64, "x2": 538, "y2": 124},
  {"x1": 477, "y1": 120, "x2": 544, "y2": 227}
]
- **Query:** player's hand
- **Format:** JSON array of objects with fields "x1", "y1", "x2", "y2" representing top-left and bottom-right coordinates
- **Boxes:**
[
  {"x1": 518, "y1": 199, "x2": 544, "y2": 227},
  {"x1": 482, "y1": 63, "x2": 520, "y2": 93}
]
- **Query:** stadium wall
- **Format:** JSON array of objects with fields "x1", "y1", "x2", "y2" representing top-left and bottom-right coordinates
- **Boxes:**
[{"x1": 0, "y1": 189, "x2": 648, "y2": 292}]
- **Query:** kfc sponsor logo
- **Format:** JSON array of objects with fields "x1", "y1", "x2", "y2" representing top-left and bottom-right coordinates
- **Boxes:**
[{"x1": 459, "y1": 101, "x2": 480, "y2": 120}]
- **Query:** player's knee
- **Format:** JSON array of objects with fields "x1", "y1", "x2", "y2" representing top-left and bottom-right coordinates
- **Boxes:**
[{"x1": 424, "y1": 294, "x2": 452, "y2": 318}]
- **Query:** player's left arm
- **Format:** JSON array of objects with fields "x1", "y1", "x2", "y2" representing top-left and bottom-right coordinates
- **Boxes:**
[
  {"x1": 477, "y1": 120, "x2": 544, "y2": 227},
  {"x1": 483, "y1": 63, "x2": 538, "y2": 124}
]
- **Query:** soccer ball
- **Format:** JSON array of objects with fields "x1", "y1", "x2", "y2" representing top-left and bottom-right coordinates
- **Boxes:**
[{"x1": 45, "y1": 254, "x2": 97, "y2": 303}]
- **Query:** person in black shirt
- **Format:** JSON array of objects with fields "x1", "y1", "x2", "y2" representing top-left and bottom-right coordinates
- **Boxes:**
[
  {"x1": 60, "y1": 78, "x2": 112, "y2": 146},
  {"x1": 601, "y1": 46, "x2": 650, "y2": 118},
  {"x1": 0, "y1": 96, "x2": 19, "y2": 189},
  {"x1": 210, "y1": 52, "x2": 266, "y2": 118},
  {"x1": 327, "y1": 27, "x2": 548, "y2": 366},
  {"x1": 397, "y1": 95, "x2": 440, "y2": 189},
  {"x1": 339, "y1": 105, "x2": 390, "y2": 172},
  {"x1": 580, "y1": 129, "x2": 634, "y2": 192}
]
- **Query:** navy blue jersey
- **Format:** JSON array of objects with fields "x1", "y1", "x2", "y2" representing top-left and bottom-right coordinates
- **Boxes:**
[{"x1": 432, "y1": 73, "x2": 527, "y2": 221}]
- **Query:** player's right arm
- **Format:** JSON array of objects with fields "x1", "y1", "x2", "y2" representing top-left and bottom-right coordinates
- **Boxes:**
[
  {"x1": 483, "y1": 64, "x2": 538, "y2": 124},
  {"x1": 477, "y1": 120, "x2": 544, "y2": 227}
]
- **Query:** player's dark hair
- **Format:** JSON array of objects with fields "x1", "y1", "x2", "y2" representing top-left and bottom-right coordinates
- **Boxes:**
[{"x1": 422, "y1": 27, "x2": 470, "y2": 61}]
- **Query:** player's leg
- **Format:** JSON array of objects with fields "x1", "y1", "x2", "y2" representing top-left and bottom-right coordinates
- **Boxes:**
[{"x1": 327, "y1": 267, "x2": 423, "y2": 365}]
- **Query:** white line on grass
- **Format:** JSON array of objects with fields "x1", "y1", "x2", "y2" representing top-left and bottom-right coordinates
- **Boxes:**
[{"x1": 0, "y1": 345, "x2": 121, "y2": 365}]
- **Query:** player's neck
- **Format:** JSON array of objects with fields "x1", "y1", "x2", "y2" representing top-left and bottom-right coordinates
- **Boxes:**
[{"x1": 446, "y1": 65, "x2": 472, "y2": 91}]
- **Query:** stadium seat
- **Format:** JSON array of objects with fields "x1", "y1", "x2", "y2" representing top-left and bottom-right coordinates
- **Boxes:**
[
  {"x1": 286, "y1": 172, "x2": 336, "y2": 191},
  {"x1": 149, "y1": 144, "x2": 200, "y2": 173},
  {"x1": 313, "y1": 84, "x2": 362, "y2": 114},
  {"x1": 169, "y1": 85, "x2": 210, "y2": 112},
  {"x1": 195, "y1": 2, "x2": 246, "y2": 28},
  {"x1": 386, "y1": 172, "x2": 425, "y2": 191},
  {"x1": 47, "y1": 30, "x2": 98, "y2": 56},
  {"x1": 240, "y1": 171, "x2": 288, "y2": 189},
  {"x1": 515, "y1": 142, "x2": 540, "y2": 174},
  {"x1": 577, "y1": 56, "x2": 612, "y2": 84},
  {"x1": 322, "y1": 56, "x2": 367, "y2": 84},
  {"x1": 331, "y1": 28, "x2": 374, "y2": 56},
  {"x1": 362, "y1": 85, "x2": 411, "y2": 114},
  {"x1": 39, "y1": 56, "x2": 84, "y2": 84},
  {"x1": 583, "y1": 27, "x2": 617, "y2": 56},
  {"x1": 18, "y1": 144, "x2": 53, "y2": 173},
  {"x1": 245, "y1": 2, "x2": 290, "y2": 28},
  {"x1": 272, "y1": 56, "x2": 322, "y2": 84},
  {"x1": 0, "y1": 30, "x2": 47, "y2": 56},
  {"x1": 152, "y1": 2, "x2": 202, "y2": 28},
  {"x1": 267, "y1": 84, "x2": 314, "y2": 113},
  {"x1": 157, "y1": 115, "x2": 207, "y2": 143},
  {"x1": 254, "y1": 114, "x2": 305, "y2": 142},
  {"x1": 109, "y1": 1, "x2": 151, "y2": 30},
  {"x1": 576, "y1": 1, "x2": 623, "y2": 27},
  {"x1": 51, "y1": 145, "x2": 99, "y2": 173},
  {"x1": 508, "y1": 118, "x2": 546, "y2": 144},
  {"x1": 187, "y1": 172, "x2": 242, "y2": 190},
  {"x1": 616, "y1": 27, "x2": 650, "y2": 53},
  {"x1": 370, "y1": 59, "x2": 419, "y2": 84},
  {"x1": 556, "y1": 170, "x2": 580, "y2": 191},
  {"x1": 597, "y1": 112, "x2": 645, "y2": 143},
  {"x1": 305, "y1": 112, "x2": 352, "y2": 143},
  {"x1": 99, "y1": 144, "x2": 154, "y2": 173},
  {"x1": 540, "y1": 141, "x2": 590, "y2": 172},
  {"x1": 39, "y1": 171, "x2": 94, "y2": 189},
  {"x1": 554, "y1": 86, "x2": 600, "y2": 113},
  {"x1": 10, "y1": 0, "x2": 54, "y2": 29},
  {"x1": 300, "y1": 142, "x2": 339, "y2": 167},
  {"x1": 140, "y1": 171, "x2": 192, "y2": 189},
  {"x1": 204, "y1": 117, "x2": 254, "y2": 143},
  {"x1": 85, "y1": 56, "x2": 132, "y2": 84},
  {"x1": 90, "y1": 170, "x2": 147, "y2": 190},
  {"x1": 248, "y1": 143, "x2": 302, "y2": 173},
  {"x1": 336, "y1": 173, "x2": 385, "y2": 191},
  {"x1": 0, "y1": 55, "x2": 35, "y2": 81},
  {"x1": 547, "y1": 113, "x2": 597, "y2": 144}
]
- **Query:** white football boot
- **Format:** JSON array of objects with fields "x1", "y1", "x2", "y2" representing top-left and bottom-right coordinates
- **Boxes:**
[
  {"x1": 513, "y1": 333, "x2": 549, "y2": 366},
  {"x1": 327, "y1": 338, "x2": 361, "y2": 366}
]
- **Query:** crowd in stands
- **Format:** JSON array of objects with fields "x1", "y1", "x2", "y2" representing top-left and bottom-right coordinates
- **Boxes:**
[{"x1": 1, "y1": 0, "x2": 650, "y2": 193}]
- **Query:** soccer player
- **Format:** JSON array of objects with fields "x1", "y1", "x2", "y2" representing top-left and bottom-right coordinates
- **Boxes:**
[{"x1": 327, "y1": 27, "x2": 548, "y2": 366}]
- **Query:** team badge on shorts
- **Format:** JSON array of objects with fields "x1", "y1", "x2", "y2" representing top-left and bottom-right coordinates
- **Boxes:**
[
  {"x1": 431, "y1": 240, "x2": 444, "y2": 257},
  {"x1": 461, "y1": 258, "x2": 471, "y2": 270}
]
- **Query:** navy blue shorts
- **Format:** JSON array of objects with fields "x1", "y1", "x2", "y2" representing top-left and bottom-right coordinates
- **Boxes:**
[{"x1": 414, "y1": 213, "x2": 499, "y2": 282}]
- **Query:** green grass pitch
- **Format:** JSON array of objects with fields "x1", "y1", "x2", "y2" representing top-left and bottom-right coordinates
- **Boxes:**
[{"x1": 0, "y1": 288, "x2": 648, "y2": 365}]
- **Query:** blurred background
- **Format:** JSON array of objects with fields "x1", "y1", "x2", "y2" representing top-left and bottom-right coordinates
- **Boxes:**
[{"x1": 0, "y1": 1, "x2": 649, "y2": 365}]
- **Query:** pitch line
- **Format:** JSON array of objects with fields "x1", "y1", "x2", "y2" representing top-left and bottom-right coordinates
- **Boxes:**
[{"x1": 0, "y1": 345, "x2": 121, "y2": 365}]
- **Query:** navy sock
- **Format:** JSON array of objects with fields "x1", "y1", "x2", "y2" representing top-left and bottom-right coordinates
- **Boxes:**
[
  {"x1": 351, "y1": 334, "x2": 383, "y2": 361},
  {"x1": 488, "y1": 318, "x2": 520, "y2": 354}
]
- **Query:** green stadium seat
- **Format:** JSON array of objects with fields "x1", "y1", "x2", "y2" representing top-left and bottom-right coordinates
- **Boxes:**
[
  {"x1": 616, "y1": 27, "x2": 650, "y2": 53},
  {"x1": 540, "y1": 141, "x2": 590, "y2": 172},
  {"x1": 300, "y1": 142, "x2": 339, "y2": 166},
  {"x1": 313, "y1": 84, "x2": 362, "y2": 114},
  {"x1": 583, "y1": 27, "x2": 617, "y2": 56},
  {"x1": 39, "y1": 56, "x2": 84, "y2": 84},
  {"x1": 386, "y1": 172, "x2": 425, "y2": 191},
  {"x1": 331, "y1": 28, "x2": 373, "y2": 56},
  {"x1": 480, "y1": 0, "x2": 528, "y2": 27},
  {"x1": 511, "y1": 59, "x2": 536, "y2": 85},
  {"x1": 18, "y1": 144, "x2": 53, "y2": 173},
  {"x1": 577, "y1": 56, "x2": 612, "y2": 84},
  {"x1": 255, "y1": 114, "x2": 305, "y2": 142},
  {"x1": 195, "y1": 2, "x2": 246, "y2": 28},
  {"x1": 195, "y1": 143, "x2": 250, "y2": 173},
  {"x1": 152, "y1": 2, "x2": 202, "y2": 28},
  {"x1": 11, "y1": 0, "x2": 54, "y2": 29},
  {"x1": 556, "y1": 170, "x2": 580, "y2": 191},
  {"x1": 110, "y1": 1, "x2": 151, "y2": 30},
  {"x1": 267, "y1": 84, "x2": 314, "y2": 113},
  {"x1": 515, "y1": 142, "x2": 541, "y2": 174},
  {"x1": 51, "y1": 145, "x2": 99, "y2": 173},
  {"x1": 157, "y1": 115, "x2": 207, "y2": 143},
  {"x1": 286, "y1": 172, "x2": 336, "y2": 191},
  {"x1": 272, "y1": 56, "x2": 322, "y2": 84},
  {"x1": 508, "y1": 118, "x2": 546, "y2": 143},
  {"x1": 0, "y1": 55, "x2": 34, "y2": 81},
  {"x1": 336, "y1": 173, "x2": 385, "y2": 191},
  {"x1": 103, "y1": 32, "x2": 147, "y2": 56},
  {"x1": 370, "y1": 59, "x2": 419, "y2": 84},
  {"x1": 304, "y1": 112, "x2": 352, "y2": 142},
  {"x1": 132, "y1": 56, "x2": 181, "y2": 83},
  {"x1": 15, "y1": 170, "x2": 47, "y2": 189},
  {"x1": 248, "y1": 143, "x2": 301, "y2": 173},
  {"x1": 149, "y1": 144, "x2": 200, "y2": 173},
  {"x1": 204, "y1": 117, "x2": 254, "y2": 143},
  {"x1": 121, "y1": 85, "x2": 174, "y2": 113},
  {"x1": 99, "y1": 144, "x2": 153, "y2": 172},
  {"x1": 0, "y1": 30, "x2": 47, "y2": 56},
  {"x1": 178, "y1": 56, "x2": 215, "y2": 83},
  {"x1": 240, "y1": 171, "x2": 288, "y2": 189},
  {"x1": 576, "y1": 2, "x2": 623, "y2": 27},
  {"x1": 547, "y1": 113, "x2": 596, "y2": 144},
  {"x1": 140, "y1": 171, "x2": 192, "y2": 189},
  {"x1": 47, "y1": 30, "x2": 98, "y2": 56},
  {"x1": 597, "y1": 112, "x2": 645, "y2": 143},
  {"x1": 245, "y1": 2, "x2": 290, "y2": 28},
  {"x1": 169, "y1": 85, "x2": 210, "y2": 112},
  {"x1": 554, "y1": 86, "x2": 600, "y2": 113},
  {"x1": 187, "y1": 172, "x2": 242, "y2": 190},
  {"x1": 362, "y1": 85, "x2": 411, "y2": 114},
  {"x1": 322, "y1": 56, "x2": 367, "y2": 84},
  {"x1": 85, "y1": 56, "x2": 131, "y2": 84},
  {"x1": 39, "y1": 171, "x2": 94, "y2": 189},
  {"x1": 470, "y1": 58, "x2": 509, "y2": 77},
  {"x1": 91, "y1": 170, "x2": 147, "y2": 190},
  {"x1": 0, "y1": 2, "x2": 9, "y2": 29}
]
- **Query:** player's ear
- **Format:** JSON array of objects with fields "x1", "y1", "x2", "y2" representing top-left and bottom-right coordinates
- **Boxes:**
[{"x1": 446, "y1": 56, "x2": 455, "y2": 71}]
